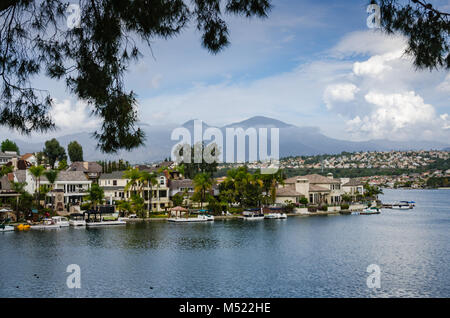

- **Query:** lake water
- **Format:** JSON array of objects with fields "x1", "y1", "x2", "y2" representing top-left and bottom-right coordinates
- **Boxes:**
[{"x1": 1, "y1": 189, "x2": 449, "y2": 298}]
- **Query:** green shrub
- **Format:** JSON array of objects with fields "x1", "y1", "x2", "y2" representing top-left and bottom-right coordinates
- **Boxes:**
[
  {"x1": 80, "y1": 203, "x2": 90, "y2": 211},
  {"x1": 299, "y1": 197, "x2": 308, "y2": 205},
  {"x1": 340, "y1": 203, "x2": 350, "y2": 210}
]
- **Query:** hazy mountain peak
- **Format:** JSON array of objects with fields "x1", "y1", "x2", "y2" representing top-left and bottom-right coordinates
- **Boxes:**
[{"x1": 223, "y1": 116, "x2": 294, "y2": 128}]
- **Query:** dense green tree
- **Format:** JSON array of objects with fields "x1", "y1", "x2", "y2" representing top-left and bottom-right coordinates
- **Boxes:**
[
  {"x1": 67, "y1": 141, "x2": 83, "y2": 163},
  {"x1": 171, "y1": 193, "x2": 184, "y2": 207},
  {"x1": 29, "y1": 165, "x2": 46, "y2": 207},
  {"x1": 0, "y1": 165, "x2": 13, "y2": 177},
  {"x1": 86, "y1": 184, "x2": 105, "y2": 209},
  {"x1": 44, "y1": 169, "x2": 59, "y2": 211},
  {"x1": 1, "y1": 139, "x2": 19, "y2": 154},
  {"x1": 0, "y1": 0, "x2": 272, "y2": 153},
  {"x1": 193, "y1": 173, "x2": 215, "y2": 209},
  {"x1": 10, "y1": 181, "x2": 27, "y2": 220},
  {"x1": 376, "y1": 0, "x2": 450, "y2": 69},
  {"x1": 43, "y1": 138, "x2": 67, "y2": 169},
  {"x1": 57, "y1": 159, "x2": 68, "y2": 171},
  {"x1": 218, "y1": 166, "x2": 263, "y2": 208},
  {"x1": 173, "y1": 142, "x2": 220, "y2": 179},
  {"x1": 139, "y1": 171, "x2": 157, "y2": 212}
]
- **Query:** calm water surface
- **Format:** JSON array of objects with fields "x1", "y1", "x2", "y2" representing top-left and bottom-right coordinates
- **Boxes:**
[{"x1": 1, "y1": 189, "x2": 449, "y2": 297}]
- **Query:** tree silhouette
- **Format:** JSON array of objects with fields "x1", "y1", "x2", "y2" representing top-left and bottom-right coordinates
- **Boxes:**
[{"x1": 0, "y1": 0, "x2": 272, "y2": 153}]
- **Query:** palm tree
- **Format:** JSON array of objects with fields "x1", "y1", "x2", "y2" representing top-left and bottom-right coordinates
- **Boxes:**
[
  {"x1": 139, "y1": 171, "x2": 157, "y2": 213},
  {"x1": 86, "y1": 184, "x2": 104, "y2": 210},
  {"x1": 123, "y1": 167, "x2": 141, "y2": 197},
  {"x1": 10, "y1": 181, "x2": 27, "y2": 220},
  {"x1": 29, "y1": 165, "x2": 46, "y2": 208},
  {"x1": 117, "y1": 200, "x2": 132, "y2": 217},
  {"x1": 44, "y1": 170, "x2": 59, "y2": 212},
  {"x1": 193, "y1": 173, "x2": 214, "y2": 209}
]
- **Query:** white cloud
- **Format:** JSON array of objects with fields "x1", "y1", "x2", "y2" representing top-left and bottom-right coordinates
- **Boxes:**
[
  {"x1": 150, "y1": 74, "x2": 163, "y2": 89},
  {"x1": 437, "y1": 74, "x2": 450, "y2": 92},
  {"x1": 331, "y1": 30, "x2": 408, "y2": 57},
  {"x1": 346, "y1": 91, "x2": 436, "y2": 139},
  {"x1": 324, "y1": 30, "x2": 449, "y2": 142},
  {"x1": 353, "y1": 50, "x2": 406, "y2": 77},
  {"x1": 323, "y1": 83, "x2": 359, "y2": 109},
  {"x1": 50, "y1": 99, "x2": 99, "y2": 132}
]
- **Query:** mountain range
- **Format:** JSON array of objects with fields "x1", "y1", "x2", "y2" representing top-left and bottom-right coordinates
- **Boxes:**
[{"x1": 11, "y1": 116, "x2": 450, "y2": 163}]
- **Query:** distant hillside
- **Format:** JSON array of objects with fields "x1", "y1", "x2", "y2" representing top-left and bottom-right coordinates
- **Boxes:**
[{"x1": 11, "y1": 116, "x2": 450, "y2": 164}]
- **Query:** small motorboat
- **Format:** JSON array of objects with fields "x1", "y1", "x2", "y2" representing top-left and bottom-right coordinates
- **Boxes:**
[
  {"x1": 0, "y1": 223, "x2": 14, "y2": 232},
  {"x1": 264, "y1": 213, "x2": 287, "y2": 219},
  {"x1": 391, "y1": 202, "x2": 411, "y2": 210},
  {"x1": 400, "y1": 201, "x2": 415, "y2": 209},
  {"x1": 31, "y1": 218, "x2": 61, "y2": 230},
  {"x1": 242, "y1": 211, "x2": 265, "y2": 220},
  {"x1": 52, "y1": 216, "x2": 69, "y2": 227},
  {"x1": 361, "y1": 207, "x2": 381, "y2": 215},
  {"x1": 69, "y1": 213, "x2": 86, "y2": 227},
  {"x1": 168, "y1": 215, "x2": 214, "y2": 223}
]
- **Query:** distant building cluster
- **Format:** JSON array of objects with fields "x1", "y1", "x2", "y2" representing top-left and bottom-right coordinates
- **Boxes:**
[{"x1": 280, "y1": 150, "x2": 449, "y2": 170}]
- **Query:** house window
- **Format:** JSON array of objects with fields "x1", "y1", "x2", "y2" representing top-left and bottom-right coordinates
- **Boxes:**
[{"x1": 113, "y1": 180, "x2": 117, "y2": 186}]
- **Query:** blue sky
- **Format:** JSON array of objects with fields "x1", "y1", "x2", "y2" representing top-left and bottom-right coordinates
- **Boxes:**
[{"x1": 4, "y1": 0, "x2": 450, "y2": 143}]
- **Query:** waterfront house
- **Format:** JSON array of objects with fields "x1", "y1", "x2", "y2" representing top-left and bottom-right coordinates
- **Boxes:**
[
  {"x1": 40, "y1": 171, "x2": 92, "y2": 211},
  {"x1": 278, "y1": 173, "x2": 343, "y2": 205},
  {"x1": 99, "y1": 169, "x2": 171, "y2": 212},
  {"x1": 99, "y1": 171, "x2": 128, "y2": 203},
  {"x1": 341, "y1": 178, "x2": 364, "y2": 199}
]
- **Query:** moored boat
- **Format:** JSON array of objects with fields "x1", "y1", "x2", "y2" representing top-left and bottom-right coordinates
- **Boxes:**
[
  {"x1": 168, "y1": 215, "x2": 214, "y2": 223},
  {"x1": 264, "y1": 213, "x2": 287, "y2": 219},
  {"x1": 391, "y1": 202, "x2": 411, "y2": 210},
  {"x1": 69, "y1": 213, "x2": 86, "y2": 226},
  {"x1": 52, "y1": 216, "x2": 69, "y2": 227},
  {"x1": 31, "y1": 218, "x2": 61, "y2": 230},
  {"x1": 84, "y1": 206, "x2": 126, "y2": 227},
  {"x1": 361, "y1": 207, "x2": 381, "y2": 215},
  {"x1": 0, "y1": 224, "x2": 14, "y2": 232},
  {"x1": 85, "y1": 219, "x2": 126, "y2": 227},
  {"x1": 242, "y1": 210, "x2": 265, "y2": 220}
]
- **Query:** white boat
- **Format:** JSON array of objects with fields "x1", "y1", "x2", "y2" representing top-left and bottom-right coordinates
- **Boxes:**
[
  {"x1": 31, "y1": 218, "x2": 62, "y2": 230},
  {"x1": 69, "y1": 213, "x2": 86, "y2": 227},
  {"x1": 168, "y1": 215, "x2": 214, "y2": 223},
  {"x1": 391, "y1": 202, "x2": 411, "y2": 210},
  {"x1": 85, "y1": 219, "x2": 126, "y2": 227},
  {"x1": 361, "y1": 207, "x2": 381, "y2": 215},
  {"x1": 264, "y1": 213, "x2": 287, "y2": 219},
  {"x1": 52, "y1": 216, "x2": 69, "y2": 227},
  {"x1": 242, "y1": 211, "x2": 265, "y2": 220},
  {"x1": 400, "y1": 201, "x2": 415, "y2": 208},
  {"x1": 0, "y1": 225, "x2": 14, "y2": 232}
]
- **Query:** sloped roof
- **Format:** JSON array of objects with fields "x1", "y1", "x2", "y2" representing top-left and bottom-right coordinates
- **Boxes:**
[
  {"x1": 21, "y1": 153, "x2": 35, "y2": 160},
  {"x1": 309, "y1": 184, "x2": 330, "y2": 192},
  {"x1": 285, "y1": 174, "x2": 340, "y2": 184},
  {"x1": 169, "y1": 179, "x2": 193, "y2": 190},
  {"x1": 276, "y1": 186, "x2": 300, "y2": 197},
  {"x1": 99, "y1": 171, "x2": 125, "y2": 180},
  {"x1": 343, "y1": 178, "x2": 364, "y2": 187},
  {"x1": 13, "y1": 170, "x2": 27, "y2": 183},
  {"x1": 40, "y1": 171, "x2": 89, "y2": 182},
  {"x1": 68, "y1": 161, "x2": 102, "y2": 173}
]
